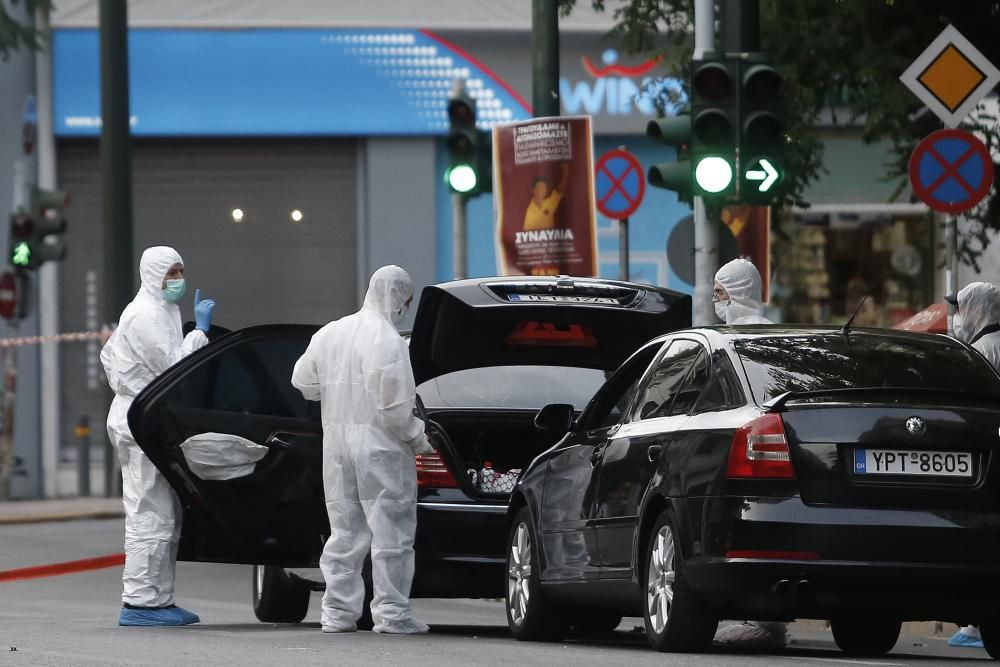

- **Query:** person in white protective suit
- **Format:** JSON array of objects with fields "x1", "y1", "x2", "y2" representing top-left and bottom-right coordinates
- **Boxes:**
[
  {"x1": 101, "y1": 246, "x2": 216, "y2": 627},
  {"x1": 949, "y1": 281, "x2": 1000, "y2": 370},
  {"x1": 291, "y1": 265, "x2": 434, "y2": 635},
  {"x1": 713, "y1": 258, "x2": 773, "y2": 325},
  {"x1": 712, "y1": 258, "x2": 786, "y2": 648},
  {"x1": 946, "y1": 281, "x2": 1000, "y2": 650}
]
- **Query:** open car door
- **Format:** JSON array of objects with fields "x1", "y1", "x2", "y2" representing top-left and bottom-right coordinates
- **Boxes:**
[{"x1": 128, "y1": 324, "x2": 325, "y2": 567}]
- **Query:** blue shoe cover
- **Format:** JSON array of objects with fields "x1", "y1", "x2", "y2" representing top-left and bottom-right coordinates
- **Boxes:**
[
  {"x1": 166, "y1": 605, "x2": 201, "y2": 625},
  {"x1": 948, "y1": 629, "x2": 984, "y2": 648},
  {"x1": 119, "y1": 606, "x2": 200, "y2": 627}
]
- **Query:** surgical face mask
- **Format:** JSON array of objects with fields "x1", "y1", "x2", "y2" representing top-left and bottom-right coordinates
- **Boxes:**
[
  {"x1": 390, "y1": 304, "x2": 409, "y2": 325},
  {"x1": 714, "y1": 300, "x2": 730, "y2": 323},
  {"x1": 162, "y1": 278, "x2": 187, "y2": 303},
  {"x1": 953, "y1": 312, "x2": 965, "y2": 341}
]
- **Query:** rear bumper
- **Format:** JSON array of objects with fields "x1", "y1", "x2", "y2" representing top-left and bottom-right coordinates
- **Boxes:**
[
  {"x1": 412, "y1": 499, "x2": 508, "y2": 598},
  {"x1": 691, "y1": 495, "x2": 1000, "y2": 622}
]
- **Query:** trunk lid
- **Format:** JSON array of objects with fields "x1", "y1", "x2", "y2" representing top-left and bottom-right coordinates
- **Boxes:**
[{"x1": 409, "y1": 276, "x2": 691, "y2": 384}]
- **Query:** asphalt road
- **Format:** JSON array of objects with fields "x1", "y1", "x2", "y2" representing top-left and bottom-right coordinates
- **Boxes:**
[{"x1": 0, "y1": 519, "x2": 992, "y2": 666}]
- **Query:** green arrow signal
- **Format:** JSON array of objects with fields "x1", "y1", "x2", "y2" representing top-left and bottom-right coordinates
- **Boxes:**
[
  {"x1": 11, "y1": 242, "x2": 30, "y2": 267},
  {"x1": 745, "y1": 158, "x2": 779, "y2": 192}
]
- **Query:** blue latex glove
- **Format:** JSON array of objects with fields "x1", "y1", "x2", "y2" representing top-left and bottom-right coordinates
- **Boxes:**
[{"x1": 194, "y1": 288, "x2": 215, "y2": 332}]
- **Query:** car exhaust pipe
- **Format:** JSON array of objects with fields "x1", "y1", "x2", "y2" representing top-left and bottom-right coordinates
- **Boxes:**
[
  {"x1": 792, "y1": 579, "x2": 813, "y2": 597},
  {"x1": 771, "y1": 579, "x2": 791, "y2": 596}
]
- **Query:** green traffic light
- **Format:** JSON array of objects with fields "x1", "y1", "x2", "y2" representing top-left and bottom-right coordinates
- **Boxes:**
[
  {"x1": 694, "y1": 156, "x2": 734, "y2": 194},
  {"x1": 447, "y1": 164, "x2": 478, "y2": 194},
  {"x1": 11, "y1": 241, "x2": 31, "y2": 267},
  {"x1": 745, "y1": 158, "x2": 780, "y2": 192}
]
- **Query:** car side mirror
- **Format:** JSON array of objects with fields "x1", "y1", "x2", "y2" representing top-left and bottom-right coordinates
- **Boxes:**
[{"x1": 534, "y1": 403, "x2": 576, "y2": 433}]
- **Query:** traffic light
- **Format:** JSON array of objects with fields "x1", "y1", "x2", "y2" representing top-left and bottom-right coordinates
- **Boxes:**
[
  {"x1": 445, "y1": 86, "x2": 492, "y2": 197},
  {"x1": 690, "y1": 56, "x2": 738, "y2": 198},
  {"x1": 646, "y1": 114, "x2": 692, "y2": 203},
  {"x1": 739, "y1": 56, "x2": 785, "y2": 203},
  {"x1": 9, "y1": 186, "x2": 68, "y2": 270}
]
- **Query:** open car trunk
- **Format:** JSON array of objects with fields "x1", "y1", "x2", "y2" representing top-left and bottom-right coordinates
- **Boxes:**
[{"x1": 426, "y1": 408, "x2": 566, "y2": 497}]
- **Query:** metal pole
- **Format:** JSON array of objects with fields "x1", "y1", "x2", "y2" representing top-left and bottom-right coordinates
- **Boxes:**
[
  {"x1": 946, "y1": 215, "x2": 958, "y2": 335},
  {"x1": 453, "y1": 193, "x2": 468, "y2": 280},
  {"x1": 723, "y1": 0, "x2": 759, "y2": 52},
  {"x1": 0, "y1": 163, "x2": 27, "y2": 500},
  {"x1": 692, "y1": 0, "x2": 716, "y2": 326},
  {"x1": 76, "y1": 415, "x2": 91, "y2": 496},
  {"x1": 100, "y1": 0, "x2": 134, "y2": 497},
  {"x1": 618, "y1": 218, "x2": 630, "y2": 281},
  {"x1": 36, "y1": 4, "x2": 61, "y2": 500},
  {"x1": 531, "y1": 0, "x2": 560, "y2": 117}
]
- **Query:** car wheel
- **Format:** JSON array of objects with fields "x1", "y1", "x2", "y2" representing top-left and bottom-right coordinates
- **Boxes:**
[
  {"x1": 506, "y1": 507, "x2": 566, "y2": 641},
  {"x1": 830, "y1": 615, "x2": 901, "y2": 657},
  {"x1": 568, "y1": 611, "x2": 623, "y2": 637},
  {"x1": 643, "y1": 509, "x2": 717, "y2": 653},
  {"x1": 981, "y1": 621, "x2": 1000, "y2": 659},
  {"x1": 251, "y1": 565, "x2": 311, "y2": 624}
]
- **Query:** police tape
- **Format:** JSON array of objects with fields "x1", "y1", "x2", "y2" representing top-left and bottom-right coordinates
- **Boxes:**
[
  {"x1": 0, "y1": 329, "x2": 110, "y2": 348},
  {"x1": 0, "y1": 553, "x2": 125, "y2": 582}
]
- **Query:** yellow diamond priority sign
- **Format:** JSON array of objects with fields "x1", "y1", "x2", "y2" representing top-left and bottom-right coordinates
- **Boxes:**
[{"x1": 900, "y1": 25, "x2": 1000, "y2": 128}]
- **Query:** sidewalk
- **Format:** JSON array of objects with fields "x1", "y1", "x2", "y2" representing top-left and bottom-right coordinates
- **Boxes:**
[{"x1": 0, "y1": 497, "x2": 123, "y2": 525}]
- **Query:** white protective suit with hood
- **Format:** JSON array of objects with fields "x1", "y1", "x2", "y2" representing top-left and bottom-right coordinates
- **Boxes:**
[
  {"x1": 100, "y1": 246, "x2": 208, "y2": 608},
  {"x1": 956, "y1": 281, "x2": 1000, "y2": 371},
  {"x1": 715, "y1": 258, "x2": 773, "y2": 325},
  {"x1": 291, "y1": 265, "x2": 433, "y2": 634}
]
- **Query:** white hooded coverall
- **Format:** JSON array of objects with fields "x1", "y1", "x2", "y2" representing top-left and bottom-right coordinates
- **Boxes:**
[
  {"x1": 956, "y1": 281, "x2": 1000, "y2": 371},
  {"x1": 100, "y1": 246, "x2": 208, "y2": 607},
  {"x1": 715, "y1": 258, "x2": 773, "y2": 325},
  {"x1": 291, "y1": 265, "x2": 432, "y2": 633}
]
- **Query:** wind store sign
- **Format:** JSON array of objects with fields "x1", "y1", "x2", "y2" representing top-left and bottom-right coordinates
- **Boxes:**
[{"x1": 560, "y1": 49, "x2": 687, "y2": 117}]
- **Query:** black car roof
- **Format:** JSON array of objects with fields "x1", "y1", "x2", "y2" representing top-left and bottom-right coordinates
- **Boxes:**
[{"x1": 647, "y1": 325, "x2": 961, "y2": 349}]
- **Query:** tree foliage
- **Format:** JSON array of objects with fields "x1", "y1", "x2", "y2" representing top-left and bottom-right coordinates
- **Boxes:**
[
  {"x1": 561, "y1": 0, "x2": 1000, "y2": 265},
  {"x1": 0, "y1": 0, "x2": 52, "y2": 61}
]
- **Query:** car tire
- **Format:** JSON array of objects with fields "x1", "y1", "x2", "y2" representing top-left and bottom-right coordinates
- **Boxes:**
[
  {"x1": 981, "y1": 621, "x2": 1000, "y2": 659},
  {"x1": 568, "y1": 611, "x2": 624, "y2": 637},
  {"x1": 505, "y1": 507, "x2": 566, "y2": 642},
  {"x1": 830, "y1": 615, "x2": 901, "y2": 657},
  {"x1": 643, "y1": 509, "x2": 717, "y2": 653},
  {"x1": 252, "y1": 565, "x2": 311, "y2": 624}
]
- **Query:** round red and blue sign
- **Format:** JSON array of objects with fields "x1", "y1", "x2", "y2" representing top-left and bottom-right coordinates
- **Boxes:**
[
  {"x1": 595, "y1": 149, "x2": 645, "y2": 220},
  {"x1": 909, "y1": 129, "x2": 994, "y2": 214}
]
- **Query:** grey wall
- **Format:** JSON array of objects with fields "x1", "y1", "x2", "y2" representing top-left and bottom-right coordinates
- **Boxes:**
[
  {"x1": 0, "y1": 2, "x2": 40, "y2": 497},
  {"x1": 362, "y1": 137, "x2": 437, "y2": 328}
]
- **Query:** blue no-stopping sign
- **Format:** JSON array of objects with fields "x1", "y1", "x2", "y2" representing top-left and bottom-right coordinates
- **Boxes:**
[
  {"x1": 909, "y1": 129, "x2": 994, "y2": 214},
  {"x1": 595, "y1": 149, "x2": 645, "y2": 219}
]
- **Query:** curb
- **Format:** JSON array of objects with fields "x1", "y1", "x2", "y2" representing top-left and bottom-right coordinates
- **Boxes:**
[{"x1": 0, "y1": 510, "x2": 124, "y2": 526}]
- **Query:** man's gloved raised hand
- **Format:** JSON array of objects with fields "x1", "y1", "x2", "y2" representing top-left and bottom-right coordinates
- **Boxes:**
[{"x1": 194, "y1": 288, "x2": 216, "y2": 332}]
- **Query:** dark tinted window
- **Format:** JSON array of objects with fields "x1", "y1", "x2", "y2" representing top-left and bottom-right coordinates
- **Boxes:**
[
  {"x1": 693, "y1": 351, "x2": 746, "y2": 413},
  {"x1": 164, "y1": 334, "x2": 314, "y2": 419},
  {"x1": 581, "y1": 344, "x2": 661, "y2": 430},
  {"x1": 734, "y1": 334, "x2": 1000, "y2": 404},
  {"x1": 634, "y1": 340, "x2": 702, "y2": 420}
]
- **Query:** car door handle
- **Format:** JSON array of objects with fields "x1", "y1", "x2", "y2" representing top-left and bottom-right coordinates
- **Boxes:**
[
  {"x1": 647, "y1": 445, "x2": 663, "y2": 463},
  {"x1": 590, "y1": 446, "x2": 603, "y2": 466}
]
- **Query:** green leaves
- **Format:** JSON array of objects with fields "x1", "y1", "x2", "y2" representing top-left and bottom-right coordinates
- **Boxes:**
[{"x1": 0, "y1": 0, "x2": 53, "y2": 62}]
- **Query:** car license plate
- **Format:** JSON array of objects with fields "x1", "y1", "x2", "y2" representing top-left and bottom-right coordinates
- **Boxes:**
[
  {"x1": 508, "y1": 294, "x2": 617, "y2": 304},
  {"x1": 853, "y1": 449, "x2": 972, "y2": 477}
]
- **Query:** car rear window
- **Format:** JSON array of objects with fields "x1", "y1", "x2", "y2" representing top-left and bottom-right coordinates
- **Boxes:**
[
  {"x1": 733, "y1": 334, "x2": 1000, "y2": 404},
  {"x1": 417, "y1": 366, "x2": 607, "y2": 410}
]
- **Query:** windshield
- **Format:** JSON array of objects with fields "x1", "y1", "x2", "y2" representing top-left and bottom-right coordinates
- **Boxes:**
[
  {"x1": 733, "y1": 334, "x2": 1000, "y2": 404},
  {"x1": 417, "y1": 366, "x2": 607, "y2": 410}
]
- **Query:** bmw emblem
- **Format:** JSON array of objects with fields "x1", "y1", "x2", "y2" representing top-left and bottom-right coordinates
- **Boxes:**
[{"x1": 906, "y1": 417, "x2": 927, "y2": 436}]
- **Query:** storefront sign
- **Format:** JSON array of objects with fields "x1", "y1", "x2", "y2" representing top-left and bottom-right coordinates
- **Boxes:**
[
  {"x1": 595, "y1": 149, "x2": 645, "y2": 219},
  {"x1": 899, "y1": 25, "x2": 1000, "y2": 128},
  {"x1": 493, "y1": 116, "x2": 597, "y2": 277},
  {"x1": 909, "y1": 129, "x2": 994, "y2": 214}
]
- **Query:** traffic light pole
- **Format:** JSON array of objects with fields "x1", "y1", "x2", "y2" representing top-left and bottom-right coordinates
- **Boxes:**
[
  {"x1": 452, "y1": 193, "x2": 467, "y2": 281},
  {"x1": 531, "y1": 0, "x2": 560, "y2": 117},
  {"x1": 692, "y1": 0, "x2": 717, "y2": 326}
]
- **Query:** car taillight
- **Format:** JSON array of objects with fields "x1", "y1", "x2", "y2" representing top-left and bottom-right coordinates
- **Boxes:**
[
  {"x1": 727, "y1": 413, "x2": 795, "y2": 479},
  {"x1": 415, "y1": 451, "x2": 460, "y2": 488}
]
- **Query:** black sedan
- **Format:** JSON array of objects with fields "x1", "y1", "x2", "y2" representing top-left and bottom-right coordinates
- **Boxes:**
[
  {"x1": 506, "y1": 326, "x2": 1000, "y2": 658},
  {"x1": 127, "y1": 276, "x2": 690, "y2": 625}
]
